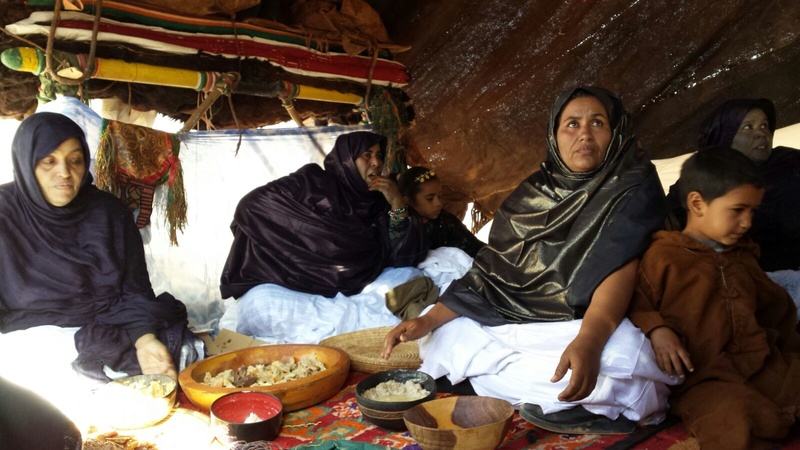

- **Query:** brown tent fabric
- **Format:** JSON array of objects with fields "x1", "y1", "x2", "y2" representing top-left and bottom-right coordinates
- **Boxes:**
[
  {"x1": 290, "y1": 0, "x2": 395, "y2": 55},
  {"x1": 2, "y1": 0, "x2": 800, "y2": 218},
  {"x1": 378, "y1": 0, "x2": 800, "y2": 213}
]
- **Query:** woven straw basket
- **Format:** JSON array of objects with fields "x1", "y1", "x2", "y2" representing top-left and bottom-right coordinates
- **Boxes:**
[{"x1": 320, "y1": 326, "x2": 421, "y2": 374}]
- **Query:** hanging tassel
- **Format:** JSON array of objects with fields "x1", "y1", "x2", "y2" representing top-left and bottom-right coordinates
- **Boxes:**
[
  {"x1": 94, "y1": 119, "x2": 120, "y2": 196},
  {"x1": 165, "y1": 157, "x2": 188, "y2": 246}
]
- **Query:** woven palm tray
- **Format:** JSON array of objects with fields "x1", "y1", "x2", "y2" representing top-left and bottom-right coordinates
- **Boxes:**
[{"x1": 320, "y1": 326, "x2": 421, "y2": 374}]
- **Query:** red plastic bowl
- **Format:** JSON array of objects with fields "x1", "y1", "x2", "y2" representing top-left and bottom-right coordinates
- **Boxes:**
[{"x1": 210, "y1": 391, "x2": 283, "y2": 443}]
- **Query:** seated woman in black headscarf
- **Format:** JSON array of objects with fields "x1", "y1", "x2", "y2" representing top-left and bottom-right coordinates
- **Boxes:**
[
  {"x1": 220, "y1": 131, "x2": 427, "y2": 342},
  {"x1": 383, "y1": 87, "x2": 676, "y2": 434},
  {"x1": 666, "y1": 98, "x2": 800, "y2": 272},
  {"x1": 0, "y1": 113, "x2": 202, "y2": 417}
]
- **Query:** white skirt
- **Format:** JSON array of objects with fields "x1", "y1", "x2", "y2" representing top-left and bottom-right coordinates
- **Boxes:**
[{"x1": 419, "y1": 316, "x2": 677, "y2": 422}]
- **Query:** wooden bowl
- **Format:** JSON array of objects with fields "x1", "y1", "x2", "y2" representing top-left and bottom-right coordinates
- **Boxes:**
[
  {"x1": 403, "y1": 396, "x2": 514, "y2": 450},
  {"x1": 179, "y1": 344, "x2": 350, "y2": 412},
  {"x1": 355, "y1": 369, "x2": 437, "y2": 430}
]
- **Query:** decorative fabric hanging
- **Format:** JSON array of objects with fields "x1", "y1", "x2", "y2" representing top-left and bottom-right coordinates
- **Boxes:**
[
  {"x1": 95, "y1": 119, "x2": 187, "y2": 245},
  {"x1": 367, "y1": 85, "x2": 413, "y2": 176}
]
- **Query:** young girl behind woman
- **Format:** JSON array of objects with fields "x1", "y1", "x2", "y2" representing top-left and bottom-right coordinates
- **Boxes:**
[{"x1": 396, "y1": 167, "x2": 484, "y2": 257}]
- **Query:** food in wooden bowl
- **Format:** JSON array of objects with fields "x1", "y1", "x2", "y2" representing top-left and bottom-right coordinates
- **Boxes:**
[
  {"x1": 93, "y1": 374, "x2": 177, "y2": 429},
  {"x1": 403, "y1": 396, "x2": 514, "y2": 450},
  {"x1": 355, "y1": 369, "x2": 437, "y2": 430},
  {"x1": 179, "y1": 344, "x2": 350, "y2": 412},
  {"x1": 210, "y1": 391, "x2": 283, "y2": 444}
]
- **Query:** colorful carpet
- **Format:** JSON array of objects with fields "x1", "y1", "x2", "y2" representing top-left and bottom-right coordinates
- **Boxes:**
[{"x1": 179, "y1": 371, "x2": 800, "y2": 449}]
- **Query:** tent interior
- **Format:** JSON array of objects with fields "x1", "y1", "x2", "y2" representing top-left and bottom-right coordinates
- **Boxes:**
[
  {"x1": 3, "y1": 0, "x2": 800, "y2": 215},
  {"x1": 2, "y1": 0, "x2": 800, "y2": 447},
  {"x1": 1, "y1": 0, "x2": 799, "y2": 330}
]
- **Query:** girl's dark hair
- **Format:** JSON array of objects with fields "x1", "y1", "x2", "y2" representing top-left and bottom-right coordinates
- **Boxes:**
[
  {"x1": 397, "y1": 166, "x2": 438, "y2": 199},
  {"x1": 677, "y1": 146, "x2": 764, "y2": 209}
]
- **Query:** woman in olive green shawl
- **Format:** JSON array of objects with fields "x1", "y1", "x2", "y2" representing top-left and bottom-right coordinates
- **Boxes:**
[{"x1": 383, "y1": 87, "x2": 673, "y2": 433}]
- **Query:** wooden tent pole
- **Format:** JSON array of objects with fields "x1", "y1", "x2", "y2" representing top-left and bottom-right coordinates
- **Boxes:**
[
  {"x1": 280, "y1": 98, "x2": 304, "y2": 127},
  {"x1": 180, "y1": 72, "x2": 240, "y2": 132},
  {"x1": 2, "y1": 47, "x2": 224, "y2": 92}
]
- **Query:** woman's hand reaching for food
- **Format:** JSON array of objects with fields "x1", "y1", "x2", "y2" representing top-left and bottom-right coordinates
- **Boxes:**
[
  {"x1": 381, "y1": 303, "x2": 461, "y2": 359},
  {"x1": 382, "y1": 317, "x2": 431, "y2": 359},
  {"x1": 135, "y1": 333, "x2": 177, "y2": 380}
]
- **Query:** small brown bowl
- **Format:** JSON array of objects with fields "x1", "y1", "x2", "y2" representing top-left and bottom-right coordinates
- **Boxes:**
[
  {"x1": 403, "y1": 396, "x2": 514, "y2": 450},
  {"x1": 210, "y1": 391, "x2": 283, "y2": 444},
  {"x1": 355, "y1": 369, "x2": 437, "y2": 430}
]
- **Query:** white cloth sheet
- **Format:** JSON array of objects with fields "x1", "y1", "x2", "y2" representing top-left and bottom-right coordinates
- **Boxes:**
[
  {"x1": 419, "y1": 316, "x2": 676, "y2": 422},
  {"x1": 225, "y1": 247, "x2": 474, "y2": 343}
]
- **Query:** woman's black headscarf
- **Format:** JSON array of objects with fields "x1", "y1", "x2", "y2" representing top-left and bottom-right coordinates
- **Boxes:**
[
  {"x1": 698, "y1": 98, "x2": 776, "y2": 148},
  {"x1": 440, "y1": 87, "x2": 666, "y2": 324},
  {"x1": 220, "y1": 131, "x2": 425, "y2": 299},
  {"x1": 0, "y1": 112, "x2": 193, "y2": 380}
]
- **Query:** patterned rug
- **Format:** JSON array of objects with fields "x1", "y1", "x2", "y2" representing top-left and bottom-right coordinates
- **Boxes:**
[{"x1": 179, "y1": 371, "x2": 800, "y2": 449}]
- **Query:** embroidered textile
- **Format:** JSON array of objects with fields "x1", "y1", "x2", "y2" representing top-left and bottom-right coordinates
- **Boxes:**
[{"x1": 95, "y1": 120, "x2": 187, "y2": 245}]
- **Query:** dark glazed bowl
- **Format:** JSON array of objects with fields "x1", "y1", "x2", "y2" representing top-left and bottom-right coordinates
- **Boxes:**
[
  {"x1": 355, "y1": 369, "x2": 437, "y2": 430},
  {"x1": 210, "y1": 391, "x2": 283, "y2": 444}
]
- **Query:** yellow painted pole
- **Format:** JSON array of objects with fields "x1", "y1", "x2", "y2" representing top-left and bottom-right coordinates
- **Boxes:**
[
  {"x1": 2, "y1": 47, "x2": 217, "y2": 91},
  {"x1": 293, "y1": 84, "x2": 362, "y2": 105},
  {"x1": 88, "y1": 57, "x2": 213, "y2": 91},
  {"x1": 2, "y1": 47, "x2": 365, "y2": 105}
]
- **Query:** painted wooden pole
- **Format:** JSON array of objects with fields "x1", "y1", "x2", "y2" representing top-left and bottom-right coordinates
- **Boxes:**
[
  {"x1": 1, "y1": 46, "x2": 219, "y2": 92},
  {"x1": 2, "y1": 47, "x2": 365, "y2": 104}
]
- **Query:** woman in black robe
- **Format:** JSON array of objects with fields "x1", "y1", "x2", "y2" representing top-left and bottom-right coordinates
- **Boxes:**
[
  {"x1": 220, "y1": 131, "x2": 426, "y2": 299},
  {"x1": 383, "y1": 87, "x2": 671, "y2": 433},
  {"x1": 666, "y1": 98, "x2": 800, "y2": 271},
  {"x1": 0, "y1": 112, "x2": 200, "y2": 382}
]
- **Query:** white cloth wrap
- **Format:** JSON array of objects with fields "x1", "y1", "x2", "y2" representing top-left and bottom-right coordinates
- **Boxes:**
[{"x1": 419, "y1": 316, "x2": 676, "y2": 422}]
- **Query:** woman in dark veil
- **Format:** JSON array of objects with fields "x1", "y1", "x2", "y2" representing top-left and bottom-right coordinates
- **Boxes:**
[
  {"x1": 384, "y1": 87, "x2": 675, "y2": 434},
  {"x1": 220, "y1": 131, "x2": 427, "y2": 342},
  {"x1": 666, "y1": 98, "x2": 800, "y2": 272},
  {"x1": 0, "y1": 112, "x2": 202, "y2": 433},
  {"x1": 221, "y1": 131, "x2": 426, "y2": 299}
]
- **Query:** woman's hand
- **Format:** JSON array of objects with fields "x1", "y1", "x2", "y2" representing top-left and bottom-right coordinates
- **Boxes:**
[
  {"x1": 135, "y1": 333, "x2": 177, "y2": 380},
  {"x1": 649, "y1": 326, "x2": 693, "y2": 379},
  {"x1": 551, "y1": 334, "x2": 603, "y2": 402},
  {"x1": 551, "y1": 259, "x2": 639, "y2": 402},
  {"x1": 382, "y1": 316, "x2": 432, "y2": 359},
  {"x1": 368, "y1": 176, "x2": 404, "y2": 210},
  {"x1": 381, "y1": 303, "x2": 461, "y2": 359}
]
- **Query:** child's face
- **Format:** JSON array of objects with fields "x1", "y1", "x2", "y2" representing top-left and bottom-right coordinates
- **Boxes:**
[
  {"x1": 409, "y1": 179, "x2": 443, "y2": 220},
  {"x1": 684, "y1": 184, "x2": 764, "y2": 246}
]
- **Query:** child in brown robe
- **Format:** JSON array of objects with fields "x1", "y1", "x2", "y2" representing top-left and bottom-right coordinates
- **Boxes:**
[{"x1": 629, "y1": 146, "x2": 800, "y2": 450}]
